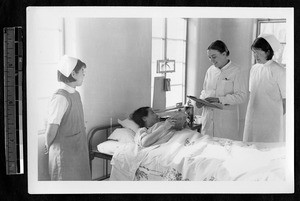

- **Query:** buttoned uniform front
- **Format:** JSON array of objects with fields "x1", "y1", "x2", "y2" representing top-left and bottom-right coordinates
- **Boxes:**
[
  {"x1": 243, "y1": 60, "x2": 286, "y2": 142},
  {"x1": 200, "y1": 61, "x2": 247, "y2": 140}
]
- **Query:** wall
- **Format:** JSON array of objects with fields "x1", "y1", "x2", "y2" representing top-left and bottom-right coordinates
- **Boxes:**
[
  {"x1": 64, "y1": 18, "x2": 152, "y2": 131},
  {"x1": 186, "y1": 18, "x2": 255, "y2": 140},
  {"x1": 64, "y1": 18, "x2": 152, "y2": 179}
]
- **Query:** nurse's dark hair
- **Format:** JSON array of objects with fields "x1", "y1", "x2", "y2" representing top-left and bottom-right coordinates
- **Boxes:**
[
  {"x1": 130, "y1": 107, "x2": 150, "y2": 128},
  {"x1": 207, "y1": 40, "x2": 230, "y2": 56},
  {"x1": 57, "y1": 59, "x2": 86, "y2": 83},
  {"x1": 251, "y1": 37, "x2": 274, "y2": 60}
]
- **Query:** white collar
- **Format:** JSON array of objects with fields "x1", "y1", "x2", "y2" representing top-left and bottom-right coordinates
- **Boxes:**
[
  {"x1": 263, "y1": 60, "x2": 273, "y2": 66},
  {"x1": 60, "y1": 82, "x2": 76, "y2": 93},
  {"x1": 221, "y1": 60, "x2": 231, "y2": 71},
  {"x1": 214, "y1": 60, "x2": 231, "y2": 71}
]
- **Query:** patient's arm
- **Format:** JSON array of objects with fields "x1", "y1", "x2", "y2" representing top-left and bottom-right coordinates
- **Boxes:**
[
  {"x1": 44, "y1": 124, "x2": 59, "y2": 154},
  {"x1": 138, "y1": 120, "x2": 175, "y2": 147}
]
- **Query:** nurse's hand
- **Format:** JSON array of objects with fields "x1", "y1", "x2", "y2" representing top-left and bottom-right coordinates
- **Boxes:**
[
  {"x1": 44, "y1": 145, "x2": 49, "y2": 155},
  {"x1": 196, "y1": 102, "x2": 205, "y2": 108},
  {"x1": 205, "y1": 97, "x2": 220, "y2": 103}
]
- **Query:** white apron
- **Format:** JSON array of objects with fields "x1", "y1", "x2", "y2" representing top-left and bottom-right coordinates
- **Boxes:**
[
  {"x1": 243, "y1": 60, "x2": 286, "y2": 142},
  {"x1": 200, "y1": 61, "x2": 247, "y2": 141}
]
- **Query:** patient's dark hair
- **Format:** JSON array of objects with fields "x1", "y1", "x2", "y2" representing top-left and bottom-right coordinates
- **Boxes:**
[
  {"x1": 130, "y1": 107, "x2": 150, "y2": 128},
  {"x1": 208, "y1": 40, "x2": 230, "y2": 56},
  {"x1": 57, "y1": 59, "x2": 86, "y2": 83}
]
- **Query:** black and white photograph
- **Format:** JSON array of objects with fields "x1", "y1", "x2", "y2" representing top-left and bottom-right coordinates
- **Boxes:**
[{"x1": 25, "y1": 7, "x2": 294, "y2": 194}]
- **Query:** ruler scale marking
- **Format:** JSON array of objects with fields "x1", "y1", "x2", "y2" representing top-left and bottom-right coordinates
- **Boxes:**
[{"x1": 4, "y1": 27, "x2": 24, "y2": 175}]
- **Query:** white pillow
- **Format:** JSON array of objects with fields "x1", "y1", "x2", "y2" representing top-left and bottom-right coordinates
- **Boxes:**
[
  {"x1": 97, "y1": 141, "x2": 124, "y2": 155},
  {"x1": 117, "y1": 118, "x2": 140, "y2": 133},
  {"x1": 107, "y1": 128, "x2": 135, "y2": 143}
]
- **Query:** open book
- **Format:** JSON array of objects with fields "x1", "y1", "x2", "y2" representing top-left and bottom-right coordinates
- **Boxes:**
[{"x1": 187, "y1": 95, "x2": 223, "y2": 110}]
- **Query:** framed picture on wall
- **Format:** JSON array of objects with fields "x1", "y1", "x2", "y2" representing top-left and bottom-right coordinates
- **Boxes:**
[{"x1": 156, "y1": 59, "x2": 175, "y2": 73}]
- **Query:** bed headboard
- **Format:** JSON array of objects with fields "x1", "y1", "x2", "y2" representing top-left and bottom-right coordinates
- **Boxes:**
[
  {"x1": 87, "y1": 124, "x2": 121, "y2": 159},
  {"x1": 87, "y1": 124, "x2": 122, "y2": 180}
]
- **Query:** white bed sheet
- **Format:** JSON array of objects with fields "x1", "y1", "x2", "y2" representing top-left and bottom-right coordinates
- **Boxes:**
[{"x1": 110, "y1": 129, "x2": 286, "y2": 181}]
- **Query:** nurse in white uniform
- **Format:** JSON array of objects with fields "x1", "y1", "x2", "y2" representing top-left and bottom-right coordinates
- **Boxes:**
[
  {"x1": 243, "y1": 34, "x2": 286, "y2": 142},
  {"x1": 45, "y1": 55, "x2": 91, "y2": 180},
  {"x1": 197, "y1": 40, "x2": 247, "y2": 140}
]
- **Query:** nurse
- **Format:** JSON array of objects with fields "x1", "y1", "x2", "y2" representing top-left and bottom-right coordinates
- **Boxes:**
[
  {"x1": 44, "y1": 55, "x2": 91, "y2": 180},
  {"x1": 243, "y1": 34, "x2": 286, "y2": 142},
  {"x1": 196, "y1": 40, "x2": 247, "y2": 140}
]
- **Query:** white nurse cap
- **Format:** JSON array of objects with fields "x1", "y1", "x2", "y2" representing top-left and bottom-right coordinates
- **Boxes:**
[
  {"x1": 259, "y1": 34, "x2": 282, "y2": 52},
  {"x1": 57, "y1": 55, "x2": 79, "y2": 77}
]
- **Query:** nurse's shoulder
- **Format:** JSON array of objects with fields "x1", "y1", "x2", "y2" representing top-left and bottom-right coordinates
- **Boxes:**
[
  {"x1": 268, "y1": 60, "x2": 286, "y2": 79},
  {"x1": 268, "y1": 60, "x2": 285, "y2": 71},
  {"x1": 227, "y1": 61, "x2": 242, "y2": 72},
  {"x1": 250, "y1": 62, "x2": 262, "y2": 74}
]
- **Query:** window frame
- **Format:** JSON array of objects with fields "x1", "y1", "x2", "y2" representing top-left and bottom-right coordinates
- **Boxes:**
[
  {"x1": 257, "y1": 18, "x2": 286, "y2": 38},
  {"x1": 151, "y1": 18, "x2": 188, "y2": 109}
]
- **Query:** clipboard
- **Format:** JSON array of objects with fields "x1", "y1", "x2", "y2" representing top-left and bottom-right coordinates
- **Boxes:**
[{"x1": 187, "y1": 95, "x2": 223, "y2": 110}]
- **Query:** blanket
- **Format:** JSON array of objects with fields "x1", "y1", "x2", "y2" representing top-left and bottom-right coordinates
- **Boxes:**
[{"x1": 110, "y1": 129, "x2": 285, "y2": 181}]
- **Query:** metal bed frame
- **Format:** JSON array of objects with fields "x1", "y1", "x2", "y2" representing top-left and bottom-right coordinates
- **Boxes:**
[{"x1": 87, "y1": 124, "x2": 121, "y2": 180}]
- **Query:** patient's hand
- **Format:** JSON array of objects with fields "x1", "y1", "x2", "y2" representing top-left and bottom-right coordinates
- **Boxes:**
[
  {"x1": 168, "y1": 111, "x2": 188, "y2": 130},
  {"x1": 166, "y1": 118, "x2": 177, "y2": 127}
]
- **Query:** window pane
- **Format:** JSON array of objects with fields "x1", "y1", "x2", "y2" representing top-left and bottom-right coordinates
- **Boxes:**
[
  {"x1": 167, "y1": 18, "x2": 187, "y2": 40},
  {"x1": 260, "y1": 22, "x2": 286, "y2": 43},
  {"x1": 152, "y1": 17, "x2": 187, "y2": 109},
  {"x1": 166, "y1": 63, "x2": 184, "y2": 85},
  {"x1": 166, "y1": 40, "x2": 186, "y2": 62},
  {"x1": 152, "y1": 18, "x2": 165, "y2": 38},
  {"x1": 152, "y1": 38, "x2": 164, "y2": 62},
  {"x1": 166, "y1": 85, "x2": 184, "y2": 107}
]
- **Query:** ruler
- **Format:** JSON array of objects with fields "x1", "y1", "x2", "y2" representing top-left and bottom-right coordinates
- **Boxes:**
[{"x1": 3, "y1": 27, "x2": 24, "y2": 175}]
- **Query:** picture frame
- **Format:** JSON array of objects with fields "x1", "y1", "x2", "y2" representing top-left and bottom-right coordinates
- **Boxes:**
[{"x1": 156, "y1": 59, "x2": 175, "y2": 73}]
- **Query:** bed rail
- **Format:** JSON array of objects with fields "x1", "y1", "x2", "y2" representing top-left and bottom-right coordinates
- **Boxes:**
[{"x1": 87, "y1": 124, "x2": 121, "y2": 180}]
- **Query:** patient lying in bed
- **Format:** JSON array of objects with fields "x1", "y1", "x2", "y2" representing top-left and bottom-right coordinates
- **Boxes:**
[
  {"x1": 110, "y1": 110, "x2": 286, "y2": 181},
  {"x1": 131, "y1": 107, "x2": 188, "y2": 147}
]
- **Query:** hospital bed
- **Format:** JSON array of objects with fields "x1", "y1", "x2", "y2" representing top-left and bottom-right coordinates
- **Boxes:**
[
  {"x1": 88, "y1": 120, "x2": 286, "y2": 181},
  {"x1": 87, "y1": 106, "x2": 192, "y2": 180},
  {"x1": 88, "y1": 124, "x2": 121, "y2": 180}
]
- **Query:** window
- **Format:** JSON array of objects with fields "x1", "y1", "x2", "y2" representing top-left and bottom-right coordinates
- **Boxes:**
[
  {"x1": 151, "y1": 18, "x2": 187, "y2": 108},
  {"x1": 257, "y1": 19, "x2": 286, "y2": 67}
]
